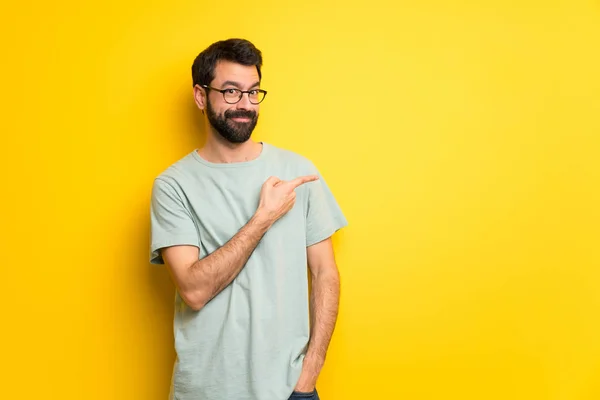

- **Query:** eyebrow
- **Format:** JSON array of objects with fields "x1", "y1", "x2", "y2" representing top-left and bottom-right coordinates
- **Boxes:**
[{"x1": 221, "y1": 80, "x2": 260, "y2": 89}]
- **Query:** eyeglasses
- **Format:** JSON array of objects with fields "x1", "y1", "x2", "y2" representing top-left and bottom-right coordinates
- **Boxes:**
[{"x1": 201, "y1": 85, "x2": 267, "y2": 104}]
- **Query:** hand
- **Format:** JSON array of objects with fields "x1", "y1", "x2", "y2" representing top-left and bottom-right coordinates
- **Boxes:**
[
  {"x1": 293, "y1": 380, "x2": 315, "y2": 393},
  {"x1": 256, "y1": 175, "x2": 318, "y2": 225},
  {"x1": 293, "y1": 355, "x2": 321, "y2": 393},
  {"x1": 293, "y1": 368, "x2": 316, "y2": 393}
]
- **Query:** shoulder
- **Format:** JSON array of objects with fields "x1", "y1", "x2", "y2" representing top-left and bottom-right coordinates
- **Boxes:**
[
  {"x1": 264, "y1": 143, "x2": 319, "y2": 174},
  {"x1": 152, "y1": 150, "x2": 200, "y2": 191},
  {"x1": 154, "y1": 150, "x2": 199, "y2": 183}
]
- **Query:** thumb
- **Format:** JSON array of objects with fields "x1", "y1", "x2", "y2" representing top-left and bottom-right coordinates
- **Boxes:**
[{"x1": 264, "y1": 176, "x2": 282, "y2": 187}]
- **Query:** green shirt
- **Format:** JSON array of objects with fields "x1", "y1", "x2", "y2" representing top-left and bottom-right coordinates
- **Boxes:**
[{"x1": 150, "y1": 142, "x2": 347, "y2": 400}]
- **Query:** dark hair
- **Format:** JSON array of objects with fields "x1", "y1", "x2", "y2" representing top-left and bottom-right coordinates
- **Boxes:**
[{"x1": 191, "y1": 38, "x2": 263, "y2": 87}]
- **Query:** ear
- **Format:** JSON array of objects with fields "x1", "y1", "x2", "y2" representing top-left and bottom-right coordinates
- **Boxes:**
[{"x1": 193, "y1": 85, "x2": 207, "y2": 113}]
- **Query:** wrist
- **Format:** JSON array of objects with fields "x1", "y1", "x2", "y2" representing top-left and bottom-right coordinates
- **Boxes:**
[
  {"x1": 303, "y1": 353, "x2": 324, "y2": 375},
  {"x1": 252, "y1": 208, "x2": 274, "y2": 230}
]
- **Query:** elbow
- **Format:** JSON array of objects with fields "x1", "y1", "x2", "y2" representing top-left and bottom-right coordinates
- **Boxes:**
[
  {"x1": 315, "y1": 265, "x2": 340, "y2": 283},
  {"x1": 186, "y1": 300, "x2": 205, "y2": 312},
  {"x1": 180, "y1": 289, "x2": 208, "y2": 311}
]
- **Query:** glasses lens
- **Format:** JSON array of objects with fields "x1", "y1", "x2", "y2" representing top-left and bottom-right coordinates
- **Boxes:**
[
  {"x1": 249, "y1": 90, "x2": 265, "y2": 104},
  {"x1": 223, "y1": 89, "x2": 242, "y2": 103}
]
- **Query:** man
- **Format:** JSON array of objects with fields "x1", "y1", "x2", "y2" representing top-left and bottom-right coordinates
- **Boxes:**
[{"x1": 150, "y1": 38, "x2": 347, "y2": 400}]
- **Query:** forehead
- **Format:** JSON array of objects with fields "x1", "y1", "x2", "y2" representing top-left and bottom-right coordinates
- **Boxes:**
[{"x1": 212, "y1": 60, "x2": 260, "y2": 87}]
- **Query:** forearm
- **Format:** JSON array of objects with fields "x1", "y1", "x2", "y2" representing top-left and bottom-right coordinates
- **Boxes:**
[
  {"x1": 187, "y1": 211, "x2": 272, "y2": 309},
  {"x1": 304, "y1": 267, "x2": 341, "y2": 376}
]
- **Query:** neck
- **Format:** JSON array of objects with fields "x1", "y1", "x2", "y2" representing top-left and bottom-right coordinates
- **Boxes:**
[{"x1": 198, "y1": 131, "x2": 262, "y2": 164}]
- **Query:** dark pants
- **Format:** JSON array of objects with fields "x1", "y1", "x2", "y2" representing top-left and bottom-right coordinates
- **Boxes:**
[{"x1": 288, "y1": 389, "x2": 320, "y2": 400}]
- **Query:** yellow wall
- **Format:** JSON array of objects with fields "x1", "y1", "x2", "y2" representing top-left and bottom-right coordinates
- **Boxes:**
[{"x1": 2, "y1": 1, "x2": 599, "y2": 399}]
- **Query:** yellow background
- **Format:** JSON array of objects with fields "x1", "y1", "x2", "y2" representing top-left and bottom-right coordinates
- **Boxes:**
[{"x1": 1, "y1": 1, "x2": 599, "y2": 399}]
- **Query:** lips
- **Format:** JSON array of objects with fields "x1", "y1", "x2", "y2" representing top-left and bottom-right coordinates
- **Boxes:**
[{"x1": 230, "y1": 117, "x2": 251, "y2": 122}]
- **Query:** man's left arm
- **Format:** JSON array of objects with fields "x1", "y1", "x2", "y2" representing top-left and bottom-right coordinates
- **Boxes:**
[{"x1": 295, "y1": 237, "x2": 341, "y2": 392}]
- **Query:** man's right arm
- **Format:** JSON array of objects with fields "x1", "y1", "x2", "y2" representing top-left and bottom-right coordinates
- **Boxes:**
[
  {"x1": 162, "y1": 210, "x2": 271, "y2": 311},
  {"x1": 159, "y1": 174, "x2": 319, "y2": 311}
]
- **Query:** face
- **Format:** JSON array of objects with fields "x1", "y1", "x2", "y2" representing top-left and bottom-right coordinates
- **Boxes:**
[{"x1": 199, "y1": 60, "x2": 261, "y2": 144}]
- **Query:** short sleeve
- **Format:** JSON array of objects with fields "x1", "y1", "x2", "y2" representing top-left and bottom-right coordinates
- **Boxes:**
[
  {"x1": 305, "y1": 164, "x2": 348, "y2": 247},
  {"x1": 149, "y1": 178, "x2": 200, "y2": 264}
]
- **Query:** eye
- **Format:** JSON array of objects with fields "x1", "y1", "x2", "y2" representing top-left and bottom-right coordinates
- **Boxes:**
[
  {"x1": 249, "y1": 89, "x2": 259, "y2": 95},
  {"x1": 225, "y1": 88, "x2": 238, "y2": 94}
]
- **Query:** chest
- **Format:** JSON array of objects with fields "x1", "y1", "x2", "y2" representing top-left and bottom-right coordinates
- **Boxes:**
[{"x1": 181, "y1": 170, "x2": 309, "y2": 253}]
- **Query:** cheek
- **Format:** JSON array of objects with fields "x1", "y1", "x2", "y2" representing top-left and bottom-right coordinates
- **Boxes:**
[
  {"x1": 207, "y1": 95, "x2": 227, "y2": 114},
  {"x1": 210, "y1": 103, "x2": 229, "y2": 117}
]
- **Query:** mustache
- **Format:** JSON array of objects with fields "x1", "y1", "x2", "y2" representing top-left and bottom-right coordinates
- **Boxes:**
[{"x1": 224, "y1": 109, "x2": 257, "y2": 119}]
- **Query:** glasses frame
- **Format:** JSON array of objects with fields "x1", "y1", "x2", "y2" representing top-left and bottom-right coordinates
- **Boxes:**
[{"x1": 201, "y1": 85, "x2": 268, "y2": 105}]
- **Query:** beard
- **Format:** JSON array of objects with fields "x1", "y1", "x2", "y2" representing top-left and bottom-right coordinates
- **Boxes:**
[{"x1": 206, "y1": 99, "x2": 259, "y2": 144}]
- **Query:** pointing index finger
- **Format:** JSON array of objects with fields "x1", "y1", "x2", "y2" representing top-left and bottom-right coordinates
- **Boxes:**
[{"x1": 289, "y1": 175, "x2": 319, "y2": 189}]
